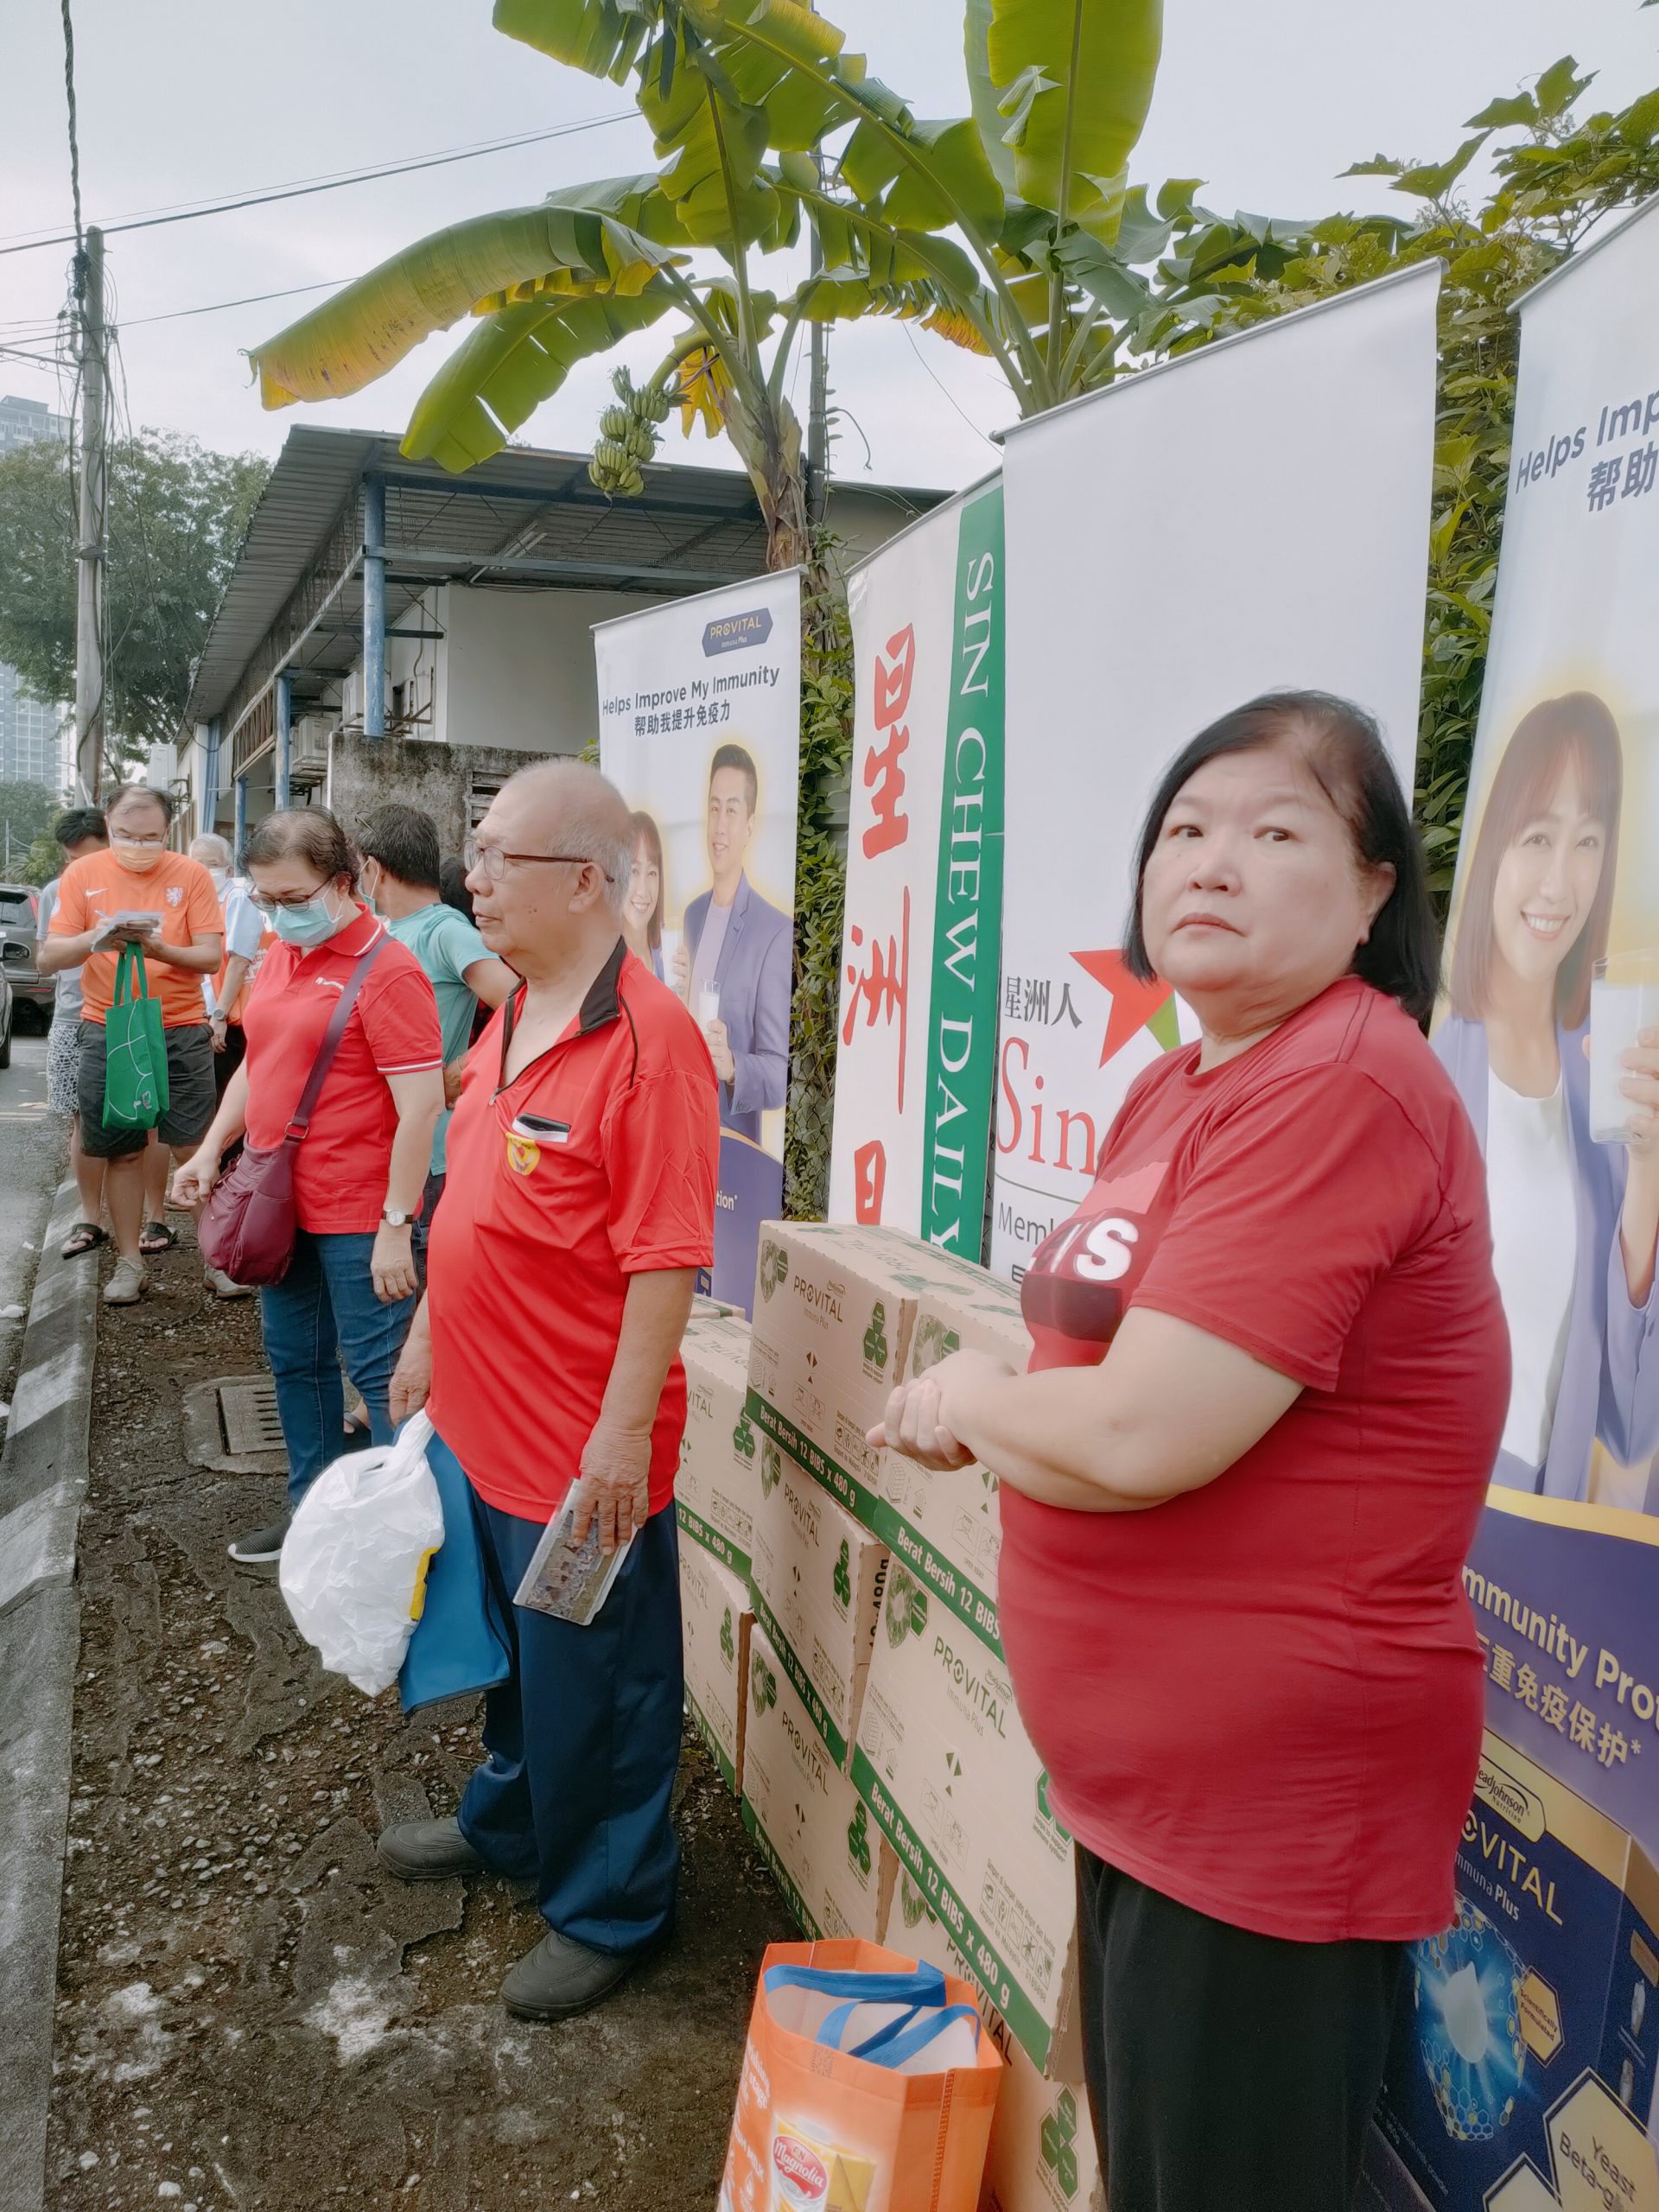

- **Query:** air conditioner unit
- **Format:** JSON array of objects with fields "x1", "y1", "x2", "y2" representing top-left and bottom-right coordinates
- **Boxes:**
[{"x1": 289, "y1": 715, "x2": 333, "y2": 787}]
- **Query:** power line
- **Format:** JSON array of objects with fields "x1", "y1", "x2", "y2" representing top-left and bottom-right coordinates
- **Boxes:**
[
  {"x1": 0, "y1": 111, "x2": 635, "y2": 260},
  {"x1": 60, "y1": 0, "x2": 83, "y2": 251},
  {"x1": 119, "y1": 277, "x2": 350, "y2": 329}
]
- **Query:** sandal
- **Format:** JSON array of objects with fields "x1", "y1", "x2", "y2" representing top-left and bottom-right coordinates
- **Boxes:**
[
  {"x1": 138, "y1": 1220, "x2": 178, "y2": 1255},
  {"x1": 60, "y1": 1221, "x2": 108, "y2": 1259}
]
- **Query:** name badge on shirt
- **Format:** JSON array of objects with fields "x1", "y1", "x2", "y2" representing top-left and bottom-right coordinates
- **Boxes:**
[{"x1": 506, "y1": 1112, "x2": 569, "y2": 1175}]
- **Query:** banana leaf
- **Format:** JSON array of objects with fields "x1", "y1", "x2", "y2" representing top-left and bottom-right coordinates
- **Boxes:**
[
  {"x1": 982, "y1": 0, "x2": 1163, "y2": 243},
  {"x1": 250, "y1": 179, "x2": 684, "y2": 409},
  {"x1": 403, "y1": 285, "x2": 677, "y2": 472}
]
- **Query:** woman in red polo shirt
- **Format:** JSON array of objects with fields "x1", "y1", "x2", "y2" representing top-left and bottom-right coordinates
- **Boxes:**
[
  {"x1": 872, "y1": 694, "x2": 1509, "y2": 2212},
  {"x1": 175, "y1": 810, "x2": 443, "y2": 1567}
]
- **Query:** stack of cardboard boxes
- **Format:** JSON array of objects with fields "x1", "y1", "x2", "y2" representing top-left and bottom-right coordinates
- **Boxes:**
[{"x1": 679, "y1": 1217, "x2": 1103, "y2": 2212}]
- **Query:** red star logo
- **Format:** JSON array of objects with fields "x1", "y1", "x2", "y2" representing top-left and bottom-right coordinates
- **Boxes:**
[{"x1": 1070, "y1": 949, "x2": 1175, "y2": 1069}]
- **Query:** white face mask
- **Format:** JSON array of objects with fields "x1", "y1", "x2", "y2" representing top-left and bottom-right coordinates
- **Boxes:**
[{"x1": 207, "y1": 867, "x2": 230, "y2": 893}]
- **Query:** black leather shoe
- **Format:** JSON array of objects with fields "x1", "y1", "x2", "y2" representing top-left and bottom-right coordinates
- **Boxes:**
[
  {"x1": 376, "y1": 1815, "x2": 485, "y2": 1882},
  {"x1": 500, "y1": 1928, "x2": 658, "y2": 2022}
]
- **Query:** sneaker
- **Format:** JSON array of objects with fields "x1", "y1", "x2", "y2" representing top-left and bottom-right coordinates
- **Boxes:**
[
  {"x1": 206, "y1": 1265, "x2": 253, "y2": 1300},
  {"x1": 102, "y1": 1255, "x2": 149, "y2": 1306},
  {"x1": 228, "y1": 1516, "x2": 290, "y2": 1565}
]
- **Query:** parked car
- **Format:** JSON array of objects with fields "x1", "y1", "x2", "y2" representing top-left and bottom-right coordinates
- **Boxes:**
[
  {"x1": 0, "y1": 957, "x2": 10, "y2": 1069},
  {"x1": 0, "y1": 883, "x2": 51, "y2": 1031}
]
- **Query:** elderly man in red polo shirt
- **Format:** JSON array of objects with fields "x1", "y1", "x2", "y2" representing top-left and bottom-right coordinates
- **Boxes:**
[{"x1": 380, "y1": 760, "x2": 719, "y2": 2022}]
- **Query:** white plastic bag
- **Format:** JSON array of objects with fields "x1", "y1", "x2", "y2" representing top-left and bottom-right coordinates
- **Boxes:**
[{"x1": 278, "y1": 1410, "x2": 443, "y2": 1695}]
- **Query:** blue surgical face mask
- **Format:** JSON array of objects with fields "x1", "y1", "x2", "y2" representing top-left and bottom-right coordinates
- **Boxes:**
[{"x1": 270, "y1": 888, "x2": 347, "y2": 948}]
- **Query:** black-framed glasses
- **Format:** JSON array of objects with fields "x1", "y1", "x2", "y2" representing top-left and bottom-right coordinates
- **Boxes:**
[
  {"x1": 463, "y1": 835, "x2": 613, "y2": 885},
  {"x1": 248, "y1": 877, "x2": 333, "y2": 914}
]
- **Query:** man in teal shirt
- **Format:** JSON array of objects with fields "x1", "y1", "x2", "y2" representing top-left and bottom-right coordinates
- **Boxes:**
[{"x1": 355, "y1": 804, "x2": 517, "y2": 1276}]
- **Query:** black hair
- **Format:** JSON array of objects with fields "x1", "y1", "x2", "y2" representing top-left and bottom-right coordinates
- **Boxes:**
[
  {"x1": 1122, "y1": 690, "x2": 1441, "y2": 1027},
  {"x1": 242, "y1": 805, "x2": 359, "y2": 890},
  {"x1": 438, "y1": 855, "x2": 474, "y2": 922},
  {"x1": 355, "y1": 801, "x2": 442, "y2": 891},
  {"x1": 54, "y1": 806, "x2": 107, "y2": 849},
  {"x1": 105, "y1": 784, "x2": 174, "y2": 827},
  {"x1": 709, "y1": 742, "x2": 759, "y2": 814}
]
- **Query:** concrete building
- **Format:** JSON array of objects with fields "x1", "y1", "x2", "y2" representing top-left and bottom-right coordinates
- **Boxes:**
[
  {"x1": 0, "y1": 396, "x2": 72, "y2": 792},
  {"x1": 181, "y1": 425, "x2": 940, "y2": 855}
]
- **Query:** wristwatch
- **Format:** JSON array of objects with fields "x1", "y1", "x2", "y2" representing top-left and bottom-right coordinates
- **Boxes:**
[{"x1": 381, "y1": 1207, "x2": 414, "y2": 1228}]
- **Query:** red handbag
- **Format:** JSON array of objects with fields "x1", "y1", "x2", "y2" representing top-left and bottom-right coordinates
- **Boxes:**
[{"x1": 198, "y1": 937, "x2": 386, "y2": 1287}]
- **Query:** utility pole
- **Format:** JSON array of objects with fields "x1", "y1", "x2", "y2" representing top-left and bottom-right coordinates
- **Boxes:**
[{"x1": 73, "y1": 224, "x2": 107, "y2": 803}]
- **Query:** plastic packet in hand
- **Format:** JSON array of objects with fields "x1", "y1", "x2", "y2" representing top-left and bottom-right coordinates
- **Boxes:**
[
  {"x1": 278, "y1": 1410, "x2": 442, "y2": 1694},
  {"x1": 514, "y1": 1496, "x2": 634, "y2": 1624}
]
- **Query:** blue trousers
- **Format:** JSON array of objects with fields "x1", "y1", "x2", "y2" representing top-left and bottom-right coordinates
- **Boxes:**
[
  {"x1": 455, "y1": 1477, "x2": 683, "y2": 1955},
  {"x1": 259, "y1": 1229, "x2": 414, "y2": 1510}
]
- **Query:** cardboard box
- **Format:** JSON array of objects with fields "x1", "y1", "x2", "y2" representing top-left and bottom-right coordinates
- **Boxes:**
[
  {"x1": 680, "y1": 1541, "x2": 751, "y2": 1797},
  {"x1": 890, "y1": 1871, "x2": 1104, "y2": 2212},
  {"x1": 677, "y1": 1311, "x2": 760, "y2": 1580},
  {"x1": 741, "y1": 1625, "x2": 896, "y2": 1942},
  {"x1": 1376, "y1": 1731, "x2": 1659, "y2": 2212},
  {"x1": 749, "y1": 1438, "x2": 887, "y2": 1772},
  {"x1": 853, "y1": 1564, "x2": 1079, "y2": 2077},
  {"x1": 747, "y1": 1221, "x2": 1030, "y2": 1656}
]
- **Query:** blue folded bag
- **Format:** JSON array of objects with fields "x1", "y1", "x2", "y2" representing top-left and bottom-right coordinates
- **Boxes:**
[
  {"x1": 398, "y1": 1427, "x2": 512, "y2": 1711},
  {"x1": 760, "y1": 1961, "x2": 981, "y2": 2070}
]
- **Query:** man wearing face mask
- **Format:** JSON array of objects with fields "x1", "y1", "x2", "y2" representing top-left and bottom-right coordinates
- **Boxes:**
[{"x1": 41, "y1": 785, "x2": 223, "y2": 1306}]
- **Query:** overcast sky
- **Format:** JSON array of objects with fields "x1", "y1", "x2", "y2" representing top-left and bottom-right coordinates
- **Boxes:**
[{"x1": 2, "y1": 0, "x2": 1654, "y2": 493}]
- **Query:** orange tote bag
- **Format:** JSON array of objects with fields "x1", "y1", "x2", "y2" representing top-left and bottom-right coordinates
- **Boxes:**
[{"x1": 719, "y1": 1939, "x2": 1003, "y2": 2212}]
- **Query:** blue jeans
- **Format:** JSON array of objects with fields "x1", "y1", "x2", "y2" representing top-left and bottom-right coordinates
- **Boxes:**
[
  {"x1": 260, "y1": 1229, "x2": 415, "y2": 1510},
  {"x1": 455, "y1": 1474, "x2": 683, "y2": 1955}
]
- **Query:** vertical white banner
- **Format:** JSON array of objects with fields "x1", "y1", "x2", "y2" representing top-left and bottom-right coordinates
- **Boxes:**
[
  {"x1": 596, "y1": 569, "x2": 801, "y2": 1312},
  {"x1": 830, "y1": 476, "x2": 1005, "y2": 1252},
  {"x1": 990, "y1": 264, "x2": 1440, "y2": 1281}
]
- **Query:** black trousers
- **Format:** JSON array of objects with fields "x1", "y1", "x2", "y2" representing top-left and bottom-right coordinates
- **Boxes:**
[{"x1": 1077, "y1": 1850, "x2": 1404, "y2": 2212}]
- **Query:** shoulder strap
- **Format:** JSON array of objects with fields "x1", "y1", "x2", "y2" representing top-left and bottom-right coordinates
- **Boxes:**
[{"x1": 287, "y1": 935, "x2": 389, "y2": 1139}]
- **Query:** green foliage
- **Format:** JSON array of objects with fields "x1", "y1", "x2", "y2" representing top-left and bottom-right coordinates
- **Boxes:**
[
  {"x1": 0, "y1": 429, "x2": 269, "y2": 774},
  {"x1": 0, "y1": 780, "x2": 63, "y2": 885},
  {"x1": 1078, "y1": 53, "x2": 1659, "y2": 899}
]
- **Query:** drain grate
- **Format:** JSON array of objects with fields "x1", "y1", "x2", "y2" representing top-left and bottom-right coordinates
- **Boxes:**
[{"x1": 219, "y1": 1378, "x2": 285, "y2": 1456}]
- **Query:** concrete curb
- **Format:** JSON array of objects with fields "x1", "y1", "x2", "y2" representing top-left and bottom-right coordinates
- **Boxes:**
[{"x1": 0, "y1": 1180, "x2": 99, "y2": 2212}]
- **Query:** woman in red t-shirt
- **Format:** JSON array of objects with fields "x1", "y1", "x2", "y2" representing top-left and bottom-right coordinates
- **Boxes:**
[
  {"x1": 175, "y1": 810, "x2": 443, "y2": 1568},
  {"x1": 872, "y1": 692, "x2": 1508, "y2": 2212}
]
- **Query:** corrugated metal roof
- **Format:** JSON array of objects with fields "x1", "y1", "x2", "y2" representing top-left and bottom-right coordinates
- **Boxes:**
[{"x1": 187, "y1": 425, "x2": 940, "y2": 726}]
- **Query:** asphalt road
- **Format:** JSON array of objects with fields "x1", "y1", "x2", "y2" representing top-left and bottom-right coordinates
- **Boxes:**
[{"x1": 0, "y1": 1028, "x2": 64, "y2": 1409}]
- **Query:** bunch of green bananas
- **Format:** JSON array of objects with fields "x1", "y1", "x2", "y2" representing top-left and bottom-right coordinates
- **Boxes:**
[{"x1": 588, "y1": 365, "x2": 671, "y2": 498}]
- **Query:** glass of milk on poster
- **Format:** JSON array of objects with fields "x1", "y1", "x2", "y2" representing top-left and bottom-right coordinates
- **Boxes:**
[
  {"x1": 1590, "y1": 950, "x2": 1659, "y2": 1143},
  {"x1": 659, "y1": 925, "x2": 683, "y2": 995},
  {"x1": 698, "y1": 981, "x2": 721, "y2": 1032}
]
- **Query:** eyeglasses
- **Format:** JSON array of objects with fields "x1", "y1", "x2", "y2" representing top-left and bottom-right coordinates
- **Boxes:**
[
  {"x1": 111, "y1": 830, "x2": 168, "y2": 848},
  {"x1": 248, "y1": 877, "x2": 332, "y2": 913},
  {"x1": 462, "y1": 835, "x2": 613, "y2": 885}
]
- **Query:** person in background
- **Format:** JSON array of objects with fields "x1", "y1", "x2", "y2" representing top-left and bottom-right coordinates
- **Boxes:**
[
  {"x1": 438, "y1": 855, "x2": 474, "y2": 921},
  {"x1": 871, "y1": 693, "x2": 1509, "y2": 2212},
  {"x1": 380, "y1": 761, "x2": 718, "y2": 2024},
  {"x1": 37, "y1": 806, "x2": 111, "y2": 1259},
  {"x1": 623, "y1": 810, "x2": 666, "y2": 981},
  {"x1": 180, "y1": 830, "x2": 268, "y2": 1299},
  {"x1": 41, "y1": 785, "x2": 223, "y2": 1307},
  {"x1": 354, "y1": 803, "x2": 517, "y2": 1275},
  {"x1": 676, "y1": 743, "x2": 791, "y2": 1141},
  {"x1": 1434, "y1": 693, "x2": 1659, "y2": 1505},
  {"x1": 173, "y1": 809, "x2": 443, "y2": 1566}
]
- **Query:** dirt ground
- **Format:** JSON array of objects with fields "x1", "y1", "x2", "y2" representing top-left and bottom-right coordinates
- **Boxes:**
[{"x1": 46, "y1": 1230, "x2": 791, "y2": 2211}]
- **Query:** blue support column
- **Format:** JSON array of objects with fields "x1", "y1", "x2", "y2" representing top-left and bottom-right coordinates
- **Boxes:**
[
  {"x1": 361, "y1": 474, "x2": 386, "y2": 739},
  {"x1": 202, "y1": 716, "x2": 221, "y2": 836},
  {"x1": 274, "y1": 671, "x2": 293, "y2": 809},
  {"x1": 233, "y1": 773, "x2": 248, "y2": 863}
]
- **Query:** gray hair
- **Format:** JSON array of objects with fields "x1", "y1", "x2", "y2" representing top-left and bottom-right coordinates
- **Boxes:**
[
  {"x1": 503, "y1": 760, "x2": 633, "y2": 919},
  {"x1": 190, "y1": 832, "x2": 231, "y2": 868}
]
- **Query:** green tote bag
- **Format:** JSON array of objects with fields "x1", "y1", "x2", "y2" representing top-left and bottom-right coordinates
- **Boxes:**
[{"x1": 102, "y1": 940, "x2": 170, "y2": 1130}]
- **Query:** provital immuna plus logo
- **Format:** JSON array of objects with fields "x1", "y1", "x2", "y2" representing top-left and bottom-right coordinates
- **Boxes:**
[
  {"x1": 751, "y1": 1653, "x2": 778, "y2": 1717},
  {"x1": 933, "y1": 1634, "x2": 1009, "y2": 1736},
  {"x1": 1037, "y1": 1770, "x2": 1072, "y2": 1844},
  {"x1": 862, "y1": 1301, "x2": 889, "y2": 1378},
  {"x1": 732, "y1": 1408, "x2": 757, "y2": 1462},
  {"x1": 761, "y1": 1440, "x2": 782, "y2": 1498},
  {"x1": 759, "y1": 1241, "x2": 788, "y2": 1303},
  {"x1": 702, "y1": 606, "x2": 774, "y2": 656},
  {"x1": 886, "y1": 1565, "x2": 928, "y2": 1647}
]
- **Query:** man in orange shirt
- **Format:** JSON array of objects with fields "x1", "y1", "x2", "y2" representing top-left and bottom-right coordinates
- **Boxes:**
[{"x1": 41, "y1": 785, "x2": 223, "y2": 1306}]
